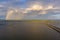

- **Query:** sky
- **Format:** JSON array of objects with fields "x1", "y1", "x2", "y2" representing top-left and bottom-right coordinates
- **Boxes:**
[{"x1": 0, "y1": 0, "x2": 60, "y2": 20}]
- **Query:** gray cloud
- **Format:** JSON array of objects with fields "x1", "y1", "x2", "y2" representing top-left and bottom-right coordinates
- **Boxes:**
[{"x1": 0, "y1": 0, "x2": 60, "y2": 20}]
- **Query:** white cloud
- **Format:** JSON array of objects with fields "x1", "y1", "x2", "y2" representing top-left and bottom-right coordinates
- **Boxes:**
[
  {"x1": 0, "y1": 0, "x2": 60, "y2": 20},
  {"x1": 0, "y1": 5, "x2": 4, "y2": 7},
  {"x1": 48, "y1": 14, "x2": 60, "y2": 20},
  {"x1": 6, "y1": 3, "x2": 60, "y2": 20},
  {"x1": 6, "y1": 8, "x2": 25, "y2": 20}
]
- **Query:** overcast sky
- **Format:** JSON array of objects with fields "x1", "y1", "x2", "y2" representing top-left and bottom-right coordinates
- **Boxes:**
[{"x1": 0, "y1": 0, "x2": 60, "y2": 20}]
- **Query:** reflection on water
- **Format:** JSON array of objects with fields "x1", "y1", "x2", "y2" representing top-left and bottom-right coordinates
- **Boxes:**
[{"x1": 0, "y1": 20, "x2": 60, "y2": 40}]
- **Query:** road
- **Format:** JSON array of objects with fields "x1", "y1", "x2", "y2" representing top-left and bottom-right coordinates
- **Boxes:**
[{"x1": 0, "y1": 20, "x2": 60, "y2": 40}]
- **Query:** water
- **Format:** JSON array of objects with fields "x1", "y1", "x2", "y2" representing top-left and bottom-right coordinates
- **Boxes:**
[{"x1": 0, "y1": 20, "x2": 60, "y2": 40}]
